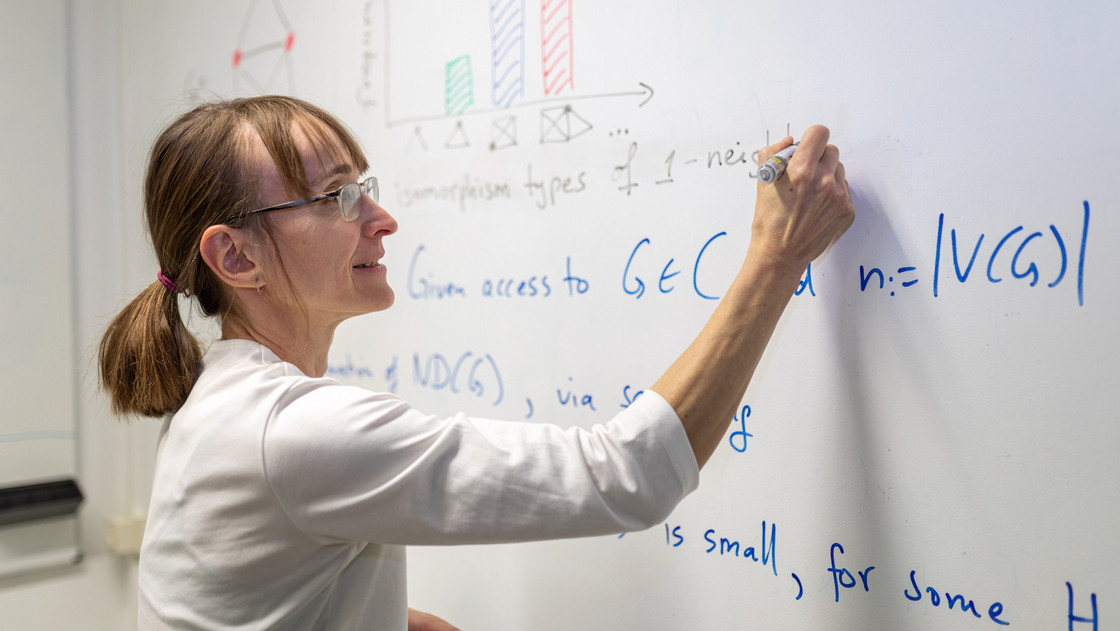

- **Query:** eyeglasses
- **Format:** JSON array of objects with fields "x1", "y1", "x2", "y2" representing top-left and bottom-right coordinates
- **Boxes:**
[{"x1": 240, "y1": 176, "x2": 379, "y2": 222}]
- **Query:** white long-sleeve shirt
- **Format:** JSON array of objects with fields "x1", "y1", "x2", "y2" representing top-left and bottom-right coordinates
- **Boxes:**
[{"x1": 138, "y1": 340, "x2": 699, "y2": 630}]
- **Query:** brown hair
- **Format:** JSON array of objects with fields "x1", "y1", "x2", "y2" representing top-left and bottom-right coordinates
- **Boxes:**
[{"x1": 98, "y1": 96, "x2": 369, "y2": 417}]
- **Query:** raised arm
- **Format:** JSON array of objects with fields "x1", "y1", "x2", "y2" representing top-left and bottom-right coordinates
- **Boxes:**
[{"x1": 651, "y1": 125, "x2": 854, "y2": 468}]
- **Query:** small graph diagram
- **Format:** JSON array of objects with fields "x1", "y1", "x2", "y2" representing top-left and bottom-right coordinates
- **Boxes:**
[
  {"x1": 539, "y1": 104, "x2": 591, "y2": 143},
  {"x1": 490, "y1": 115, "x2": 517, "y2": 150},
  {"x1": 232, "y1": 0, "x2": 296, "y2": 95}
]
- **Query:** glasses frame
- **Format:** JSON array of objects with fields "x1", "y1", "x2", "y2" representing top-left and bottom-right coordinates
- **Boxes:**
[{"x1": 238, "y1": 176, "x2": 379, "y2": 222}]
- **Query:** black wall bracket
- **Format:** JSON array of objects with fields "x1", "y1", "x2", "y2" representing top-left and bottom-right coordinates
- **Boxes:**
[{"x1": 0, "y1": 479, "x2": 84, "y2": 527}]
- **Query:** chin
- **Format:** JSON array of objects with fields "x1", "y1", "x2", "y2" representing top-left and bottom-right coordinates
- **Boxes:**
[
  {"x1": 379, "y1": 291, "x2": 396, "y2": 310},
  {"x1": 368, "y1": 288, "x2": 395, "y2": 312}
]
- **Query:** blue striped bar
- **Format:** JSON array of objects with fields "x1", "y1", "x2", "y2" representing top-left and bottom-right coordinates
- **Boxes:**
[{"x1": 490, "y1": 0, "x2": 525, "y2": 108}]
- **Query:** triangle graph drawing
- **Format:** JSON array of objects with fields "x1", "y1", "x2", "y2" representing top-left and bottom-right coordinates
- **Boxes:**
[{"x1": 445, "y1": 120, "x2": 471, "y2": 149}]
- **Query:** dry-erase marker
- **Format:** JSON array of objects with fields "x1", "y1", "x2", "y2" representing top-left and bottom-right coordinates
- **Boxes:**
[{"x1": 758, "y1": 143, "x2": 799, "y2": 184}]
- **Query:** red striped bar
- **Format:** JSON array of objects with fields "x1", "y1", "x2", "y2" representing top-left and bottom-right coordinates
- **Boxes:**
[{"x1": 541, "y1": 0, "x2": 573, "y2": 96}]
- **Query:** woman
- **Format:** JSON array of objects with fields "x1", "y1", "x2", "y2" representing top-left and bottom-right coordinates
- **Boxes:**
[{"x1": 100, "y1": 96, "x2": 852, "y2": 630}]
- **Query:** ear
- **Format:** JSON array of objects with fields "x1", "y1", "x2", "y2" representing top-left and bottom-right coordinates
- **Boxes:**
[{"x1": 199, "y1": 224, "x2": 261, "y2": 291}]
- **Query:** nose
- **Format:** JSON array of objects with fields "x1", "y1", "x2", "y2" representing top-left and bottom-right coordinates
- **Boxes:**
[{"x1": 358, "y1": 193, "x2": 397, "y2": 238}]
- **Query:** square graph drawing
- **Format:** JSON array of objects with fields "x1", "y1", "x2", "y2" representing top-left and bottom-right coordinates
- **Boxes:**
[
  {"x1": 539, "y1": 105, "x2": 592, "y2": 144},
  {"x1": 490, "y1": 116, "x2": 517, "y2": 151}
]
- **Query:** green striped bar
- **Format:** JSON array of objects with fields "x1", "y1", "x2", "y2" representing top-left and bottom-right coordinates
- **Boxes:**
[{"x1": 445, "y1": 55, "x2": 475, "y2": 116}]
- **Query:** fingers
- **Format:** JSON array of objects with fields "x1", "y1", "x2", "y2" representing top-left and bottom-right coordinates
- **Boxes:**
[
  {"x1": 821, "y1": 143, "x2": 840, "y2": 167},
  {"x1": 754, "y1": 123, "x2": 849, "y2": 204},
  {"x1": 793, "y1": 124, "x2": 831, "y2": 165},
  {"x1": 835, "y1": 160, "x2": 850, "y2": 195},
  {"x1": 757, "y1": 126, "x2": 839, "y2": 182},
  {"x1": 829, "y1": 160, "x2": 856, "y2": 235},
  {"x1": 757, "y1": 135, "x2": 794, "y2": 165},
  {"x1": 750, "y1": 123, "x2": 854, "y2": 268}
]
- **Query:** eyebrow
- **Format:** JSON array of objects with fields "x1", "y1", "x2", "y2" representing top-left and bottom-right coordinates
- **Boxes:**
[{"x1": 312, "y1": 163, "x2": 355, "y2": 189}]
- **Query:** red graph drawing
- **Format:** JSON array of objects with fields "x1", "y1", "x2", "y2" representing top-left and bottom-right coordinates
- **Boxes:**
[{"x1": 232, "y1": 0, "x2": 296, "y2": 94}]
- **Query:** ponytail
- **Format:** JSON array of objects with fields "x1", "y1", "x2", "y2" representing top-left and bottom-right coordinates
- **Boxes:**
[{"x1": 98, "y1": 279, "x2": 202, "y2": 417}]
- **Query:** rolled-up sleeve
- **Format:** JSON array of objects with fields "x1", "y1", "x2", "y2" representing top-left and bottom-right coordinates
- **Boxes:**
[{"x1": 262, "y1": 382, "x2": 699, "y2": 546}]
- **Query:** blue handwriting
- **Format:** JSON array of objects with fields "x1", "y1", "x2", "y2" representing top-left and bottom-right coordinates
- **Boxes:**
[
  {"x1": 728, "y1": 404, "x2": 753, "y2": 453},
  {"x1": 411, "y1": 350, "x2": 504, "y2": 406},
  {"x1": 622, "y1": 232, "x2": 728, "y2": 300},
  {"x1": 858, "y1": 202, "x2": 1091, "y2": 305},
  {"x1": 556, "y1": 376, "x2": 597, "y2": 412},
  {"x1": 1067, "y1": 581, "x2": 1099, "y2": 630},
  {"x1": 828, "y1": 542, "x2": 876, "y2": 603},
  {"x1": 408, "y1": 245, "x2": 468, "y2": 300},
  {"x1": 904, "y1": 567, "x2": 1009, "y2": 626}
]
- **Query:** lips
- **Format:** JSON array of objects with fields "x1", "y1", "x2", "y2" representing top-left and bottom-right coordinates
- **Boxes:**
[{"x1": 353, "y1": 250, "x2": 385, "y2": 269}]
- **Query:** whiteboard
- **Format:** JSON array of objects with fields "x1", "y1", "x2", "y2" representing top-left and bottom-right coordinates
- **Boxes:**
[
  {"x1": 0, "y1": 0, "x2": 81, "y2": 575},
  {"x1": 118, "y1": 0, "x2": 1119, "y2": 628}
]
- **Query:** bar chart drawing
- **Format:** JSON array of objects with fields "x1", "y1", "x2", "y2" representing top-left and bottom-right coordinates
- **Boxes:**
[
  {"x1": 383, "y1": 1, "x2": 652, "y2": 148},
  {"x1": 490, "y1": 0, "x2": 525, "y2": 108},
  {"x1": 232, "y1": 0, "x2": 296, "y2": 95}
]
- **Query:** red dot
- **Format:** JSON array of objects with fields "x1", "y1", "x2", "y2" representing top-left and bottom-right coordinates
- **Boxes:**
[
  {"x1": 233, "y1": 49, "x2": 242, "y2": 68},
  {"x1": 285, "y1": 32, "x2": 295, "y2": 53}
]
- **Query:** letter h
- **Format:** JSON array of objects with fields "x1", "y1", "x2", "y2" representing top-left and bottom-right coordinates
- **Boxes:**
[{"x1": 1067, "y1": 582, "x2": 1099, "y2": 630}]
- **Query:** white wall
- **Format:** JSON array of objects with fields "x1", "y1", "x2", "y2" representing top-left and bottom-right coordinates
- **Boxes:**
[{"x1": 0, "y1": 1, "x2": 151, "y2": 628}]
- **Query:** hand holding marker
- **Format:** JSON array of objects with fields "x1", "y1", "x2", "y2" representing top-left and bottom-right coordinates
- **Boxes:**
[{"x1": 758, "y1": 142, "x2": 799, "y2": 183}]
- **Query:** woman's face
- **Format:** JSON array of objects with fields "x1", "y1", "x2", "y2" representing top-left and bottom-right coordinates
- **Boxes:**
[{"x1": 248, "y1": 124, "x2": 397, "y2": 329}]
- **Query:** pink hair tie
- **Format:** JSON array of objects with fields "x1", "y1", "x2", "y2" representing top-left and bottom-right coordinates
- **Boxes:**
[{"x1": 157, "y1": 270, "x2": 184, "y2": 294}]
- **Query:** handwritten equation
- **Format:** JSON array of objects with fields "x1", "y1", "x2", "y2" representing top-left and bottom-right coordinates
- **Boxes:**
[
  {"x1": 402, "y1": 197, "x2": 1092, "y2": 307},
  {"x1": 859, "y1": 203, "x2": 1091, "y2": 306}
]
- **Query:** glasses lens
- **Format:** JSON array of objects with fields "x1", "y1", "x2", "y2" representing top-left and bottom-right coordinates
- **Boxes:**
[
  {"x1": 364, "y1": 177, "x2": 379, "y2": 204},
  {"x1": 338, "y1": 182, "x2": 361, "y2": 221},
  {"x1": 336, "y1": 178, "x2": 378, "y2": 221}
]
